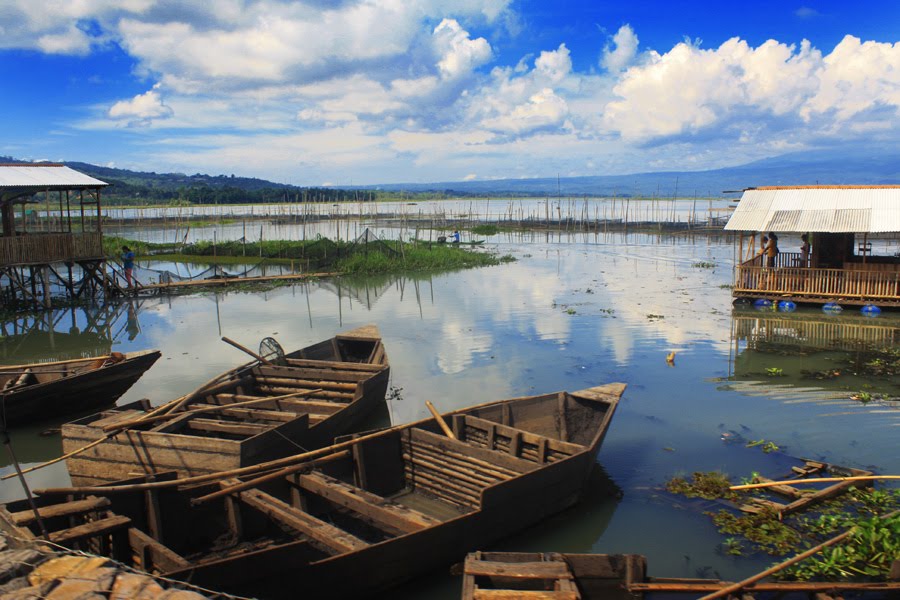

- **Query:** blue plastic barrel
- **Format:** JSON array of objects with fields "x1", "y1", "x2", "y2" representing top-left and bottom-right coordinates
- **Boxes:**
[
  {"x1": 778, "y1": 301, "x2": 796, "y2": 312},
  {"x1": 861, "y1": 304, "x2": 881, "y2": 316},
  {"x1": 822, "y1": 302, "x2": 843, "y2": 313}
]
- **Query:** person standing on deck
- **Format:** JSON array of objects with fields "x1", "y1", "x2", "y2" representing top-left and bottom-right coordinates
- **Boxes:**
[
  {"x1": 765, "y1": 233, "x2": 778, "y2": 268},
  {"x1": 800, "y1": 234, "x2": 810, "y2": 266},
  {"x1": 121, "y1": 246, "x2": 135, "y2": 288}
]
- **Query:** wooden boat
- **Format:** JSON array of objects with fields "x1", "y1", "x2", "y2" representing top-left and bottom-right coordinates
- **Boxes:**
[
  {"x1": 0, "y1": 350, "x2": 161, "y2": 426},
  {"x1": 7, "y1": 383, "x2": 623, "y2": 599},
  {"x1": 460, "y1": 552, "x2": 900, "y2": 599},
  {"x1": 412, "y1": 238, "x2": 486, "y2": 246},
  {"x1": 61, "y1": 325, "x2": 389, "y2": 485}
]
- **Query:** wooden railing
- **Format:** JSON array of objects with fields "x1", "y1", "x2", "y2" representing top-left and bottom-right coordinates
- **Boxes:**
[
  {"x1": 735, "y1": 258, "x2": 900, "y2": 302},
  {"x1": 0, "y1": 232, "x2": 104, "y2": 267}
]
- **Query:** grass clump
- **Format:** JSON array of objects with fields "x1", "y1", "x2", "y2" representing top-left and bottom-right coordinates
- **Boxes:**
[
  {"x1": 470, "y1": 224, "x2": 500, "y2": 235},
  {"x1": 336, "y1": 242, "x2": 504, "y2": 274}
]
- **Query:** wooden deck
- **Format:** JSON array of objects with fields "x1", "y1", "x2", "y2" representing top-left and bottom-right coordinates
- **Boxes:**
[{"x1": 734, "y1": 253, "x2": 900, "y2": 306}]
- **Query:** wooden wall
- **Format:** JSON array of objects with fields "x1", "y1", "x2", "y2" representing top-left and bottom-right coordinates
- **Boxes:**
[{"x1": 0, "y1": 232, "x2": 103, "y2": 267}]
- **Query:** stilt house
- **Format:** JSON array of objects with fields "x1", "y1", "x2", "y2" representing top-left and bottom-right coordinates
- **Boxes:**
[
  {"x1": 0, "y1": 163, "x2": 110, "y2": 307},
  {"x1": 725, "y1": 185, "x2": 900, "y2": 308}
]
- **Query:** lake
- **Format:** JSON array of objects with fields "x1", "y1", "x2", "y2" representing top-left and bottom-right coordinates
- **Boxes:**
[{"x1": 2, "y1": 228, "x2": 899, "y2": 598}]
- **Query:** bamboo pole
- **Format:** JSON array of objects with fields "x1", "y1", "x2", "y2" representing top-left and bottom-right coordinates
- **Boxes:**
[
  {"x1": 731, "y1": 475, "x2": 900, "y2": 491},
  {"x1": 35, "y1": 391, "x2": 559, "y2": 496},
  {"x1": 221, "y1": 336, "x2": 271, "y2": 364},
  {"x1": 101, "y1": 389, "x2": 323, "y2": 431},
  {"x1": 193, "y1": 451, "x2": 350, "y2": 505},
  {"x1": 698, "y1": 509, "x2": 899, "y2": 600},
  {"x1": 426, "y1": 400, "x2": 457, "y2": 439}
]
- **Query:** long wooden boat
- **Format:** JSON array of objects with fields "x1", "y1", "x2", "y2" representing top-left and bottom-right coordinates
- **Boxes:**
[
  {"x1": 61, "y1": 325, "x2": 389, "y2": 485},
  {"x1": 0, "y1": 350, "x2": 161, "y2": 426},
  {"x1": 460, "y1": 552, "x2": 900, "y2": 599},
  {"x1": 5, "y1": 383, "x2": 623, "y2": 599}
]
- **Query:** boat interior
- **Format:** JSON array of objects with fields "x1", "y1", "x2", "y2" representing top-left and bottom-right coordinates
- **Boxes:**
[{"x1": 6, "y1": 391, "x2": 611, "y2": 576}]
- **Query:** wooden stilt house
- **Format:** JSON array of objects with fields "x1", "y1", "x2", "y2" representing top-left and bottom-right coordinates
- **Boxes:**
[
  {"x1": 725, "y1": 185, "x2": 900, "y2": 308},
  {"x1": 0, "y1": 163, "x2": 118, "y2": 308}
]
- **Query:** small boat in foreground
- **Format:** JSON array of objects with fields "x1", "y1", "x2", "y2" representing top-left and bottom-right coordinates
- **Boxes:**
[
  {"x1": 460, "y1": 552, "x2": 900, "y2": 599},
  {"x1": 5, "y1": 383, "x2": 623, "y2": 599},
  {"x1": 62, "y1": 325, "x2": 389, "y2": 485},
  {"x1": 0, "y1": 350, "x2": 161, "y2": 426}
]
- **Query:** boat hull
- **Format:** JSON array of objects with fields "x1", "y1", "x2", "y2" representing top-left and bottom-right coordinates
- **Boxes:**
[{"x1": 0, "y1": 351, "x2": 160, "y2": 427}]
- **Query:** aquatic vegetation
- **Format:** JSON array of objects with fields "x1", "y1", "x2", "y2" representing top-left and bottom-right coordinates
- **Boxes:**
[
  {"x1": 710, "y1": 508, "x2": 802, "y2": 555},
  {"x1": 565, "y1": 308, "x2": 577, "y2": 315},
  {"x1": 722, "y1": 537, "x2": 744, "y2": 556},
  {"x1": 764, "y1": 367, "x2": 784, "y2": 377},
  {"x1": 666, "y1": 471, "x2": 738, "y2": 501},
  {"x1": 470, "y1": 224, "x2": 500, "y2": 235},
  {"x1": 782, "y1": 514, "x2": 900, "y2": 580},
  {"x1": 692, "y1": 261, "x2": 716, "y2": 269},
  {"x1": 746, "y1": 439, "x2": 780, "y2": 453}
]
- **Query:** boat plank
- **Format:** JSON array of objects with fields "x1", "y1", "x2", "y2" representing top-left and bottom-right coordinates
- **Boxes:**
[
  {"x1": 48, "y1": 514, "x2": 131, "y2": 545},
  {"x1": 284, "y1": 358, "x2": 385, "y2": 372},
  {"x1": 295, "y1": 471, "x2": 443, "y2": 533},
  {"x1": 232, "y1": 485, "x2": 368, "y2": 554},
  {"x1": 10, "y1": 496, "x2": 110, "y2": 525}
]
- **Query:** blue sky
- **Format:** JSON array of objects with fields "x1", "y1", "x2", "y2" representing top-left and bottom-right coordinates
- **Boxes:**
[{"x1": 1, "y1": 1, "x2": 898, "y2": 185}]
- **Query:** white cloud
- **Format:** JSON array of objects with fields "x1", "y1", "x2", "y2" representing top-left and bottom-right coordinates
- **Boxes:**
[
  {"x1": 600, "y1": 24, "x2": 638, "y2": 72},
  {"x1": 108, "y1": 87, "x2": 173, "y2": 126},
  {"x1": 534, "y1": 44, "x2": 572, "y2": 83},
  {"x1": 433, "y1": 18, "x2": 492, "y2": 80},
  {"x1": 602, "y1": 35, "x2": 899, "y2": 143},
  {"x1": 483, "y1": 88, "x2": 569, "y2": 134}
]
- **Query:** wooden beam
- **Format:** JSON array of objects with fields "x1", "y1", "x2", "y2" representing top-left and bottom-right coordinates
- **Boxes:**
[
  {"x1": 9, "y1": 496, "x2": 110, "y2": 525},
  {"x1": 294, "y1": 472, "x2": 442, "y2": 533},
  {"x1": 48, "y1": 514, "x2": 131, "y2": 545},
  {"x1": 231, "y1": 485, "x2": 368, "y2": 554}
]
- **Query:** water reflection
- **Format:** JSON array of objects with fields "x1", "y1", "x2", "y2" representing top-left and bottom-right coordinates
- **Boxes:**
[{"x1": 2, "y1": 231, "x2": 900, "y2": 595}]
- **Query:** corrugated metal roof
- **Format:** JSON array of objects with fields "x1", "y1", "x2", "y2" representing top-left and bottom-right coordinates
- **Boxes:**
[
  {"x1": 0, "y1": 165, "x2": 107, "y2": 189},
  {"x1": 724, "y1": 187, "x2": 900, "y2": 233}
]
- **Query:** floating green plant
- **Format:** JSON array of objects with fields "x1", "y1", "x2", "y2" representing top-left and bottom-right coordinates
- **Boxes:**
[
  {"x1": 765, "y1": 367, "x2": 784, "y2": 377},
  {"x1": 666, "y1": 471, "x2": 738, "y2": 501},
  {"x1": 746, "y1": 439, "x2": 780, "y2": 453},
  {"x1": 692, "y1": 261, "x2": 716, "y2": 269}
]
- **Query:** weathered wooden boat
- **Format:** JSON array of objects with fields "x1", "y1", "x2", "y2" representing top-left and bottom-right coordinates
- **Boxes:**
[
  {"x1": 6, "y1": 383, "x2": 623, "y2": 599},
  {"x1": 0, "y1": 350, "x2": 161, "y2": 426},
  {"x1": 460, "y1": 552, "x2": 900, "y2": 599},
  {"x1": 61, "y1": 325, "x2": 389, "y2": 485}
]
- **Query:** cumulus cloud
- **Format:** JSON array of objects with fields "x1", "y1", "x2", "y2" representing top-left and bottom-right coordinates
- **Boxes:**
[
  {"x1": 108, "y1": 87, "x2": 174, "y2": 126},
  {"x1": 600, "y1": 24, "x2": 639, "y2": 72},
  {"x1": 433, "y1": 19, "x2": 492, "y2": 80},
  {"x1": 483, "y1": 88, "x2": 569, "y2": 134},
  {"x1": 534, "y1": 44, "x2": 572, "y2": 83},
  {"x1": 602, "y1": 35, "x2": 900, "y2": 143}
]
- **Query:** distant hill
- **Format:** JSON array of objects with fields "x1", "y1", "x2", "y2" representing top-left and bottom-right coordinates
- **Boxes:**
[
  {"x1": 5, "y1": 146, "x2": 899, "y2": 201},
  {"x1": 363, "y1": 147, "x2": 900, "y2": 196}
]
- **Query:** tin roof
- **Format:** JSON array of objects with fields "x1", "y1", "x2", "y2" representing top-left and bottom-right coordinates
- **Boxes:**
[
  {"x1": 0, "y1": 164, "x2": 107, "y2": 192},
  {"x1": 724, "y1": 186, "x2": 900, "y2": 233}
]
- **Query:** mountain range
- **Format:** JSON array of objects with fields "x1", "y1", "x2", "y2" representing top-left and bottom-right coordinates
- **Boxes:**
[{"x1": 5, "y1": 147, "x2": 899, "y2": 199}]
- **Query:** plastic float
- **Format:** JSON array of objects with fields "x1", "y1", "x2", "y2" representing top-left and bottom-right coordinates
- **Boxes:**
[
  {"x1": 822, "y1": 302, "x2": 843, "y2": 313},
  {"x1": 861, "y1": 304, "x2": 882, "y2": 316},
  {"x1": 753, "y1": 298, "x2": 772, "y2": 309},
  {"x1": 777, "y1": 300, "x2": 796, "y2": 312}
]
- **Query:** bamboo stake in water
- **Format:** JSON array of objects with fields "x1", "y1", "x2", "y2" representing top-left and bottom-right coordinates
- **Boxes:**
[{"x1": 731, "y1": 475, "x2": 900, "y2": 491}]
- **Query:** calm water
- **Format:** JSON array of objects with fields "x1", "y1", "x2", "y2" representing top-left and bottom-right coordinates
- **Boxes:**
[{"x1": 3, "y1": 229, "x2": 899, "y2": 598}]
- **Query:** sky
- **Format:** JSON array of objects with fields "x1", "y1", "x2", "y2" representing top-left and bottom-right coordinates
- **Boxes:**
[{"x1": 0, "y1": 0, "x2": 898, "y2": 186}]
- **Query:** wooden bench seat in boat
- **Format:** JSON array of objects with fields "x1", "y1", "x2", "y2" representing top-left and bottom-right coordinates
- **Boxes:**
[
  {"x1": 8, "y1": 496, "x2": 111, "y2": 526},
  {"x1": 222, "y1": 480, "x2": 369, "y2": 555},
  {"x1": 291, "y1": 471, "x2": 443, "y2": 534}
]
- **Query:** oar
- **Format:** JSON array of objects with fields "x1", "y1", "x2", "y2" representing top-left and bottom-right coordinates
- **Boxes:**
[
  {"x1": 221, "y1": 336, "x2": 271, "y2": 365},
  {"x1": 426, "y1": 400, "x2": 456, "y2": 439}
]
